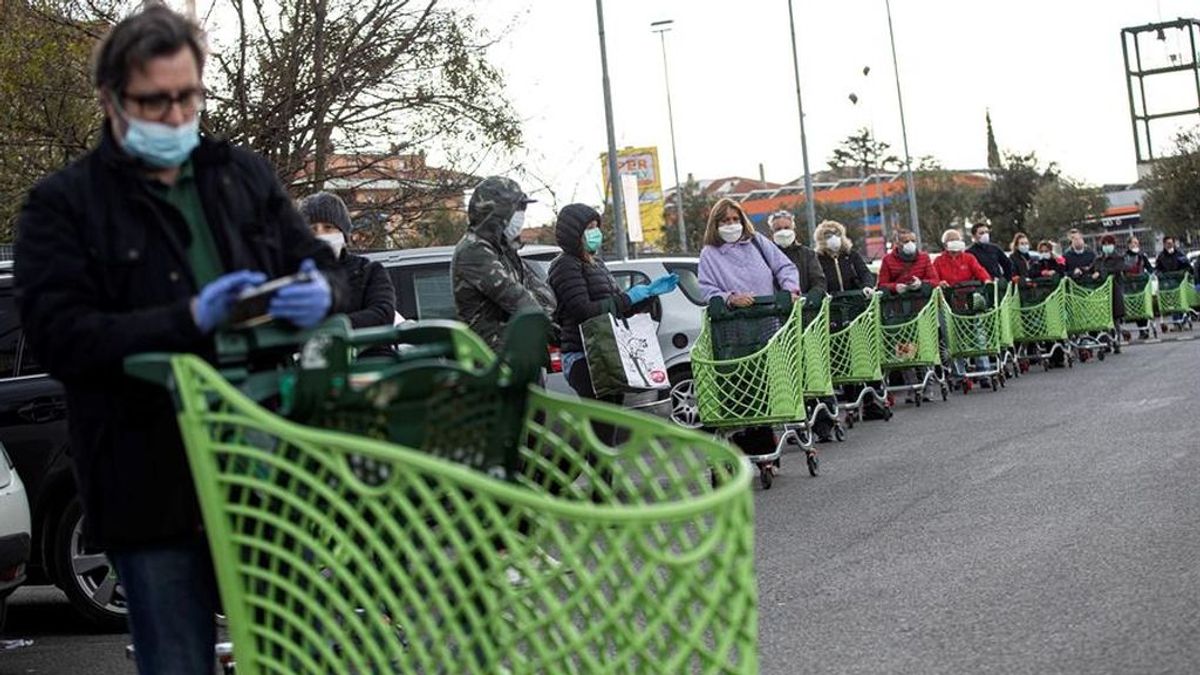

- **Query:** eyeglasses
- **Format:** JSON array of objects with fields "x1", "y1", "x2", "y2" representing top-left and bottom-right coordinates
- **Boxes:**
[{"x1": 121, "y1": 88, "x2": 206, "y2": 121}]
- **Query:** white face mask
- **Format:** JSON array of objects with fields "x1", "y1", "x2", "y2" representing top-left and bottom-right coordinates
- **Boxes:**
[
  {"x1": 504, "y1": 210, "x2": 525, "y2": 241},
  {"x1": 1018, "y1": 244, "x2": 1030, "y2": 254},
  {"x1": 318, "y1": 232, "x2": 345, "y2": 258},
  {"x1": 901, "y1": 241, "x2": 917, "y2": 256},
  {"x1": 718, "y1": 224, "x2": 744, "y2": 243},
  {"x1": 825, "y1": 235, "x2": 842, "y2": 251},
  {"x1": 945, "y1": 239, "x2": 966, "y2": 253},
  {"x1": 977, "y1": 233, "x2": 990, "y2": 244},
  {"x1": 773, "y1": 229, "x2": 796, "y2": 247},
  {"x1": 1129, "y1": 246, "x2": 1140, "y2": 254}
]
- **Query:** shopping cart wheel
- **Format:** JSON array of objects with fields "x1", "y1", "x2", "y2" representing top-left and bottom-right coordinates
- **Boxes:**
[
  {"x1": 962, "y1": 379, "x2": 972, "y2": 395},
  {"x1": 941, "y1": 384, "x2": 949, "y2": 401},
  {"x1": 914, "y1": 393, "x2": 923, "y2": 408},
  {"x1": 883, "y1": 406, "x2": 893, "y2": 421},
  {"x1": 806, "y1": 452, "x2": 820, "y2": 477},
  {"x1": 1098, "y1": 349, "x2": 1106, "y2": 362},
  {"x1": 991, "y1": 375, "x2": 1001, "y2": 391},
  {"x1": 834, "y1": 424, "x2": 846, "y2": 442},
  {"x1": 759, "y1": 465, "x2": 773, "y2": 490},
  {"x1": 1113, "y1": 339, "x2": 1122, "y2": 354}
]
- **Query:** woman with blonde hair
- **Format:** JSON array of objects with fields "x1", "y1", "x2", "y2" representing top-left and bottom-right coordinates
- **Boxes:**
[{"x1": 814, "y1": 220, "x2": 873, "y2": 294}]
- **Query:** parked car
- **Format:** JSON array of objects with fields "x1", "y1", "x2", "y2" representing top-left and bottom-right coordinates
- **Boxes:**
[
  {"x1": 0, "y1": 266, "x2": 121, "y2": 629},
  {"x1": 0, "y1": 441, "x2": 30, "y2": 630}
]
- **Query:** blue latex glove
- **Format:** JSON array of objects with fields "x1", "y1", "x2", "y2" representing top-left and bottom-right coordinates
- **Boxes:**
[
  {"x1": 626, "y1": 284, "x2": 653, "y2": 305},
  {"x1": 647, "y1": 273, "x2": 680, "y2": 296},
  {"x1": 192, "y1": 270, "x2": 267, "y2": 334},
  {"x1": 268, "y1": 259, "x2": 332, "y2": 328}
]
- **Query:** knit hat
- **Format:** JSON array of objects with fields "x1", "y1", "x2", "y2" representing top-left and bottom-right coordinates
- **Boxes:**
[{"x1": 299, "y1": 191, "x2": 353, "y2": 236}]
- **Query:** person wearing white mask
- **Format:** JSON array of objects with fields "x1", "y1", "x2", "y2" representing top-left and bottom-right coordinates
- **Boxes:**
[
  {"x1": 967, "y1": 222, "x2": 1014, "y2": 280},
  {"x1": 1007, "y1": 232, "x2": 1036, "y2": 280},
  {"x1": 451, "y1": 176, "x2": 556, "y2": 349},
  {"x1": 814, "y1": 220, "x2": 874, "y2": 294},
  {"x1": 769, "y1": 210, "x2": 826, "y2": 295},
  {"x1": 300, "y1": 191, "x2": 397, "y2": 328},
  {"x1": 698, "y1": 198, "x2": 800, "y2": 304},
  {"x1": 877, "y1": 228, "x2": 939, "y2": 292}
]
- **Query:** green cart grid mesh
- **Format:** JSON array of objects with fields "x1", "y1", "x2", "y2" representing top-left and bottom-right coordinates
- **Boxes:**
[
  {"x1": 999, "y1": 283, "x2": 1017, "y2": 349},
  {"x1": 692, "y1": 300, "x2": 805, "y2": 428},
  {"x1": 1064, "y1": 277, "x2": 1114, "y2": 334},
  {"x1": 1013, "y1": 281, "x2": 1068, "y2": 343},
  {"x1": 829, "y1": 294, "x2": 883, "y2": 385},
  {"x1": 1157, "y1": 272, "x2": 1199, "y2": 314},
  {"x1": 161, "y1": 353, "x2": 758, "y2": 675},
  {"x1": 880, "y1": 287, "x2": 942, "y2": 370},
  {"x1": 1122, "y1": 275, "x2": 1155, "y2": 322},
  {"x1": 942, "y1": 284, "x2": 1002, "y2": 359},
  {"x1": 801, "y1": 297, "x2": 834, "y2": 399}
]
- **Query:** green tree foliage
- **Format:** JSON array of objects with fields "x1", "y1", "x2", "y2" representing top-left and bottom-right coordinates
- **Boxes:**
[
  {"x1": 1142, "y1": 128, "x2": 1200, "y2": 239},
  {"x1": 0, "y1": 0, "x2": 110, "y2": 241},
  {"x1": 661, "y1": 177, "x2": 717, "y2": 255},
  {"x1": 977, "y1": 152, "x2": 1058, "y2": 242},
  {"x1": 828, "y1": 127, "x2": 900, "y2": 176},
  {"x1": 1026, "y1": 177, "x2": 1108, "y2": 244},
  {"x1": 893, "y1": 157, "x2": 986, "y2": 249}
]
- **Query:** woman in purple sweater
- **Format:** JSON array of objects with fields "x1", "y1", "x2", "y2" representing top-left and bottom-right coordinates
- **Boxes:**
[
  {"x1": 698, "y1": 198, "x2": 800, "y2": 463},
  {"x1": 699, "y1": 198, "x2": 800, "y2": 302}
]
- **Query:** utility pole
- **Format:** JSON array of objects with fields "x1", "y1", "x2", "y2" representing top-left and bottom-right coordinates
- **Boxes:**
[
  {"x1": 652, "y1": 19, "x2": 688, "y2": 252},
  {"x1": 885, "y1": 0, "x2": 921, "y2": 247},
  {"x1": 596, "y1": 0, "x2": 628, "y2": 259},
  {"x1": 786, "y1": 0, "x2": 818, "y2": 242}
]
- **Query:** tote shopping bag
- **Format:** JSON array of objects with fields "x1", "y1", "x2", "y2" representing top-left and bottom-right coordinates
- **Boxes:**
[{"x1": 580, "y1": 313, "x2": 669, "y2": 397}]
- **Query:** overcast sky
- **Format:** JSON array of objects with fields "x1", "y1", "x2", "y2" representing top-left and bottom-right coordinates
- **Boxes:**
[{"x1": 472, "y1": 0, "x2": 1199, "y2": 226}]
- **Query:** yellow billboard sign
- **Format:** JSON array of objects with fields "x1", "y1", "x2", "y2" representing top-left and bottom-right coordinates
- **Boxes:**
[{"x1": 601, "y1": 146, "x2": 665, "y2": 247}]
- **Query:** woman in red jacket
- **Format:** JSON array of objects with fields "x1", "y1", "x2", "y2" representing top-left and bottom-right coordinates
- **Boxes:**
[
  {"x1": 877, "y1": 228, "x2": 940, "y2": 293},
  {"x1": 933, "y1": 228, "x2": 992, "y2": 285}
]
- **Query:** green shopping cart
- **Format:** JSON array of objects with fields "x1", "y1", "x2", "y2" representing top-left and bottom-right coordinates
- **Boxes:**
[
  {"x1": 828, "y1": 291, "x2": 889, "y2": 427},
  {"x1": 1064, "y1": 276, "x2": 1116, "y2": 362},
  {"x1": 126, "y1": 314, "x2": 758, "y2": 675},
  {"x1": 942, "y1": 281, "x2": 1005, "y2": 393},
  {"x1": 1120, "y1": 273, "x2": 1157, "y2": 342},
  {"x1": 692, "y1": 293, "x2": 818, "y2": 486},
  {"x1": 879, "y1": 286, "x2": 948, "y2": 406},
  {"x1": 997, "y1": 281, "x2": 1020, "y2": 379},
  {"x1": 1013, "y1": 278, "x2": 1072, "y2": 371},
  {"x1": 1155, "y1": 271, "x2": 1197, "y2": 333}
]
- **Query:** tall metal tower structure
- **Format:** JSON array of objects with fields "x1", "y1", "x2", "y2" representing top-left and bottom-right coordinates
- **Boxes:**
[{"x1": 1121, "y1": 18, "x2": 1200, "y2": 178}]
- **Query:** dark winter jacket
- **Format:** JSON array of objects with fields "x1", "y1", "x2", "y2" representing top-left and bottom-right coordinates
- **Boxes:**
[
  {"x1": 775, "y1": 243, "x2": 826, "y2": 295},
  {"x1": 547, "y1": 204, "x2": 652, "y2": 354},
  {"x1": 338, "y1": 252, "x2": 396, "y2": 328},
  {"x1": 450, "y1": 178, "x2": 555, "y2": 349},
  {"x1": 1030, "y1": 255, "x2": 1066, "y2": 279},
  {"x1": 1063, "y1": 247, "x2": 1097, "y2": 276},
  {"x1": 813, "y1": 228, "x2": 873, "y2": 292},
  {"x1": 1155, "y1": 248, "x2": 1190, "y2": 274},
  {"x1": 13, "y1": 127, "x2": 349, "y2": 550},
  {"x1": 1121, "y1": 249, "x2": 1152, "y2": 277},
  {"x1": 967, "y1": 242, "x2": 1014, "y2": 280},
  {"x1": 1009, "y1": 250, "x2": 1036, "y2": 279},
  {"x1": 1095, "y1": 252, "x2": 1126, "y2": 320}
]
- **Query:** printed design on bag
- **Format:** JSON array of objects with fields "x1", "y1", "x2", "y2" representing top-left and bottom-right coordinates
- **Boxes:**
[{"x1": 620, "y1": 334, "x2": 659, "y2": 388}]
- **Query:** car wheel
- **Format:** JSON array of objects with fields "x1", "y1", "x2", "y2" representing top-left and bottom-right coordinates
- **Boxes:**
[
  {"x1": 668, "y1": 366, "x2": 701, "y2": 429},
  {"x1": 54, "y1": 498, "x2": 128, "y2": 632}
]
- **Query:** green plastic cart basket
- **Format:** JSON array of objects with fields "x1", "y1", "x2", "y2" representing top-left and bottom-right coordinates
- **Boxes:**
[
  {"x1": 801, "y1": 296, "x2": 834, "y2": 399},
  {"x1": 1013, "y1": 279, "x2": 1068, "y2": 343},
  {"x1": 1157, "y1": 271, "x2": 1198, "y2": 315},
  {"x1": 1121, "y1": 274, "x2": 1154, "y2": 322},
  {"x1": 942, "y1": 282, "x2": 1003, "y2": 359},
  {"x1": 1064, "y1": 276, "x2": 1115, "y2": 334},
  {"x1": 998, "y1": 282, "x2": 1017, "y2": 350},
  {"x1": 879, "y1": 286, "x2": 942, "y2": 370},
  {"x1": 126, "y1": 318, "x2": 758, "y2": 675},
  {"x1": 829, "y1": 292, "x2": 883, "y2": 385},
  {"x1": 692, "y1": 296, "x2": 805, "y2": 428}
]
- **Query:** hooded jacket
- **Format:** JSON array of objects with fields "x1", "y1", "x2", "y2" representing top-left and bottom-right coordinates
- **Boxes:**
[
  {"x1": 547, "y1": 204, "x2": 651, "y2": 354},
  {"x1": 813, "y1": 221, "x2": 873, "y2": 292},
  {"x1": 451, "y1": 177, "x2": 556, "y2": 348}
]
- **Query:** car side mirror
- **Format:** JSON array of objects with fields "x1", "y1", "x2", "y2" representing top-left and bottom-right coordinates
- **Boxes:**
[{"x1": 649, "y1": 296, "x2": 663, "y2": 323}]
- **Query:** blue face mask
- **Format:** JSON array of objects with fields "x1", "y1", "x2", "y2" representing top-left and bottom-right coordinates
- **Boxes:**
[{"x1": 119, "y1": 109, "x2": 200, "y2": 168}]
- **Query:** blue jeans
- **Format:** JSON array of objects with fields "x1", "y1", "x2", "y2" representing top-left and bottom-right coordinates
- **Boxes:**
[{"x1": 110, "y1": 536, "x2": 218, "y2": 675}]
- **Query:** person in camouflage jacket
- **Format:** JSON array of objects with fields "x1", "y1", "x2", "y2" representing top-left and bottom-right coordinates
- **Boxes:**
[{"x1": 451, "y1": 176, "x2": 556, "y2": 348}]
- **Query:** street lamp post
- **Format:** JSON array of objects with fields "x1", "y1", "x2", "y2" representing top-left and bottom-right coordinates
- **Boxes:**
[
  {"x1": 595, "y1": 0, "x2": 629, "y2": 259},
  {"x1": 885, "y1": 0, "x2": 921, "y2": 247},
  {"x1": 786, "y1": 0, "x2": 818, "y2": 243},
  {"x1": 651, "y1": 19, "x2": 688, "y2": 252}
]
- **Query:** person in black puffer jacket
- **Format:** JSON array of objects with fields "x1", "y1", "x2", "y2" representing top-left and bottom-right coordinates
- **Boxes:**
[
  {"x1": 547, "y1": 203, "x2": 677, "y2": 400},
  {"x1": 300, "y1": 191, "x2": 397, "y2": 328}
]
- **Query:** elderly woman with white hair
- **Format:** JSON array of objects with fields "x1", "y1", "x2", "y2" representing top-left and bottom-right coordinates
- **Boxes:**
[{"x1": 933, "y1": 227, "x2": 991, "y2": 286}]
